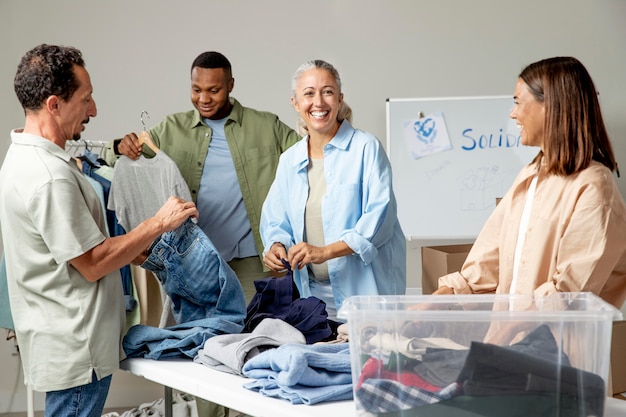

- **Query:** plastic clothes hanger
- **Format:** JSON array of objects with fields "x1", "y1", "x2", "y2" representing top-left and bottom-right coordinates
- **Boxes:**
[{"x1": 138, "y1": 110, "x2": 160, "y2": 154}]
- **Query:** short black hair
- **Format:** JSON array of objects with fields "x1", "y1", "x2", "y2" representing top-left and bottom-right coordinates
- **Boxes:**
[
  {"x1": 14, "y1": 44, "x2": 85, "y2": 111},
  {"x1": 191, "y1": 51, "x2": 232, "y2": 76}
]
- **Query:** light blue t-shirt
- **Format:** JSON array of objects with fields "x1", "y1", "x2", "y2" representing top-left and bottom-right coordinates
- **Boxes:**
[{"x1": 197, "y1": 117, "x2": 257, "y2": 261}]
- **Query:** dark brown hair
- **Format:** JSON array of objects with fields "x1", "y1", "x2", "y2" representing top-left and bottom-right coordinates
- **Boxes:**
[
  {"x1": 520, "y1": 56, "x2": 618, "y2": 176},
  {"x1": 14, "y1": 44, "x2": 85, "y2": 112}
]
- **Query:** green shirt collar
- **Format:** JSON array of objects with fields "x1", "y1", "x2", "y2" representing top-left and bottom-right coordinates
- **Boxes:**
[{"x1": 191, "y1": 97, "x2": 245, "y2": 128}]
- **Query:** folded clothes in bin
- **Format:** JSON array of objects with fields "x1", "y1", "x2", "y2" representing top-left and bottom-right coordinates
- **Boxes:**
[
  {"x1": 458, "y1": 339, "x2": 604, "y2": 416},
  {"x1": 355, "y1": 324, "x2": 605, "y2": 416},
  {"x1": 340, "y1": 293, "x2": 619, "y2": 417}
]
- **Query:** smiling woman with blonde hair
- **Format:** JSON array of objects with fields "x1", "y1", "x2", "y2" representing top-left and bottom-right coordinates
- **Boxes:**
[{"x1": 260, "y1": 59, "x2": 406, "y2": 319}]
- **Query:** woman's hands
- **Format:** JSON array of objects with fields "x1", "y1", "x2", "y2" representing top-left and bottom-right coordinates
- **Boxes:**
[
  {"x1": 432, "y1": 286, "x2": 454, "y2": 295},
  {"x1": 286, "y1": 242, "x2": 329, "y2": 270},
  {"x1": 263, "y1": 241, "x2": 351, "y2": 271},
  {"x1": 263, "y1": 242, "x2": 288, "y2": 271}
]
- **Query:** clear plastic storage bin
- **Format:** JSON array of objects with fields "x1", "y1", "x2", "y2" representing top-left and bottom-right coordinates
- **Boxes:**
[{"x1": 338, "y1": 292, "x2": 621, "y2": 417}]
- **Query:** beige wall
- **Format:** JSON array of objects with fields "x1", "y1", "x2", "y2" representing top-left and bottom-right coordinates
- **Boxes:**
[{"x1": 1, "y1": 0, "x2": 625, "y2": 413}]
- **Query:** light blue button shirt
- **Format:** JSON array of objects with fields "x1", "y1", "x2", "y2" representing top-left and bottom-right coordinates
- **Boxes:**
[{"x1": 260, "y1": 120, "x2": 406, "y2": 312}]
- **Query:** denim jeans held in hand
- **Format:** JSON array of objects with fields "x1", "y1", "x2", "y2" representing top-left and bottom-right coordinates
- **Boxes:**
[{"x1": 142, "y1": 218, "x2": 246, "y2": 324}]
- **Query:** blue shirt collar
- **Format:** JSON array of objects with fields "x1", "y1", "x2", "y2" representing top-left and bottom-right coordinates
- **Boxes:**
[{"x1": 292, "y1": 119, "x2": 355, "y2": 171}]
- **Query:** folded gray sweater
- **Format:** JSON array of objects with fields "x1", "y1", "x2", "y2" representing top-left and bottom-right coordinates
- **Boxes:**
[{"x1": 194, "y1": 318, "x2": 306, "y2": 375}]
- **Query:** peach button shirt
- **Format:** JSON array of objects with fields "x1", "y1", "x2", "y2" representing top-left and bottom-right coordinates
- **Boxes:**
[{"x1": 439, "y1": 160, "x2": 626, "y2": 309}]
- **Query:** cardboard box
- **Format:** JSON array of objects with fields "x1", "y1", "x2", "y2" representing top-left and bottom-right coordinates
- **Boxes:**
[
  {"x1": 421, "y1": 244, "x2": 473, "y2": 294},
  {"x1": 339, "y1": 293, "x2": 619, "y2": 416},
  {"x1": 611, "y1": 320, "x2": 626, "y2": 397}
]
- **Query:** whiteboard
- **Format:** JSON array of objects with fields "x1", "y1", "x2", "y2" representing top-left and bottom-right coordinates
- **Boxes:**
[{"x1": 386, "y1": 96, "x2": 540, "y2": 239}]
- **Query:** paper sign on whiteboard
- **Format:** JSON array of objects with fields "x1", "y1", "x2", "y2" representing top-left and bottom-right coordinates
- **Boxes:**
[{"x1": 403, "y1": 112, "x2": 452, "y2": 159}]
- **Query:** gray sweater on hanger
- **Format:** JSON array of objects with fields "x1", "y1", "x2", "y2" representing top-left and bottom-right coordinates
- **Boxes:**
[{"x1": 108, "y1": 151, "x2": 192, "y2": 232}]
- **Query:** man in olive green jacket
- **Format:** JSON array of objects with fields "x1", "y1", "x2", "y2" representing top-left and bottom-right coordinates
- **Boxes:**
[
  {"x1": 106, "y1": 51, "x2": 299, "y2": 417},
  {"x1": 107, "y1": 51, "x2": 299, "y2": 302}
]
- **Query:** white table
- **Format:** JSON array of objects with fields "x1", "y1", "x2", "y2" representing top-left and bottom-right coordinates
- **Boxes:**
[
  {"x1": 121, "y1": 357, "x2": 626, "y2": 417},
  {"x1": 120, "y1": 358, "x2": 355, "y2": 417}
]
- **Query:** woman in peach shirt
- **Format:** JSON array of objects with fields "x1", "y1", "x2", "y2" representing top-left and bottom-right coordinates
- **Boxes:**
[{"x1": 435, "y1": 56, "x2": 626, "y2": 310}]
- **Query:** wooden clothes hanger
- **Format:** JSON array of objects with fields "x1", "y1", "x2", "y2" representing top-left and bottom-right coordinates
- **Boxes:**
[
  {"x1": 138, "y1": 110, "x2": 160, "y2": 154},
  {"x1": 138, "y1": 131, "x2": 159, "y2": 154}
]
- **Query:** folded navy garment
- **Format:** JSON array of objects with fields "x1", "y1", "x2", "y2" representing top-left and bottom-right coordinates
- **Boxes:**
[
  {"x1": 244, "y1": 260, "x2": 336, "y2": 344},
  {"x1": 244, "y1": 261, "x2": 298, "y2": 332}
]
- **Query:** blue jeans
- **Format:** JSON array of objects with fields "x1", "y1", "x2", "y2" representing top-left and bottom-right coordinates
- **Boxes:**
[
  {"x1": 142, "y1": 218, "x2": 246, "y2": 324},
  {"x1": 45, "y1": 372, "x2": 111, "y2": 417},
  {"x1": 122, "y1": 219, "x2": 246, "y2": 359}
]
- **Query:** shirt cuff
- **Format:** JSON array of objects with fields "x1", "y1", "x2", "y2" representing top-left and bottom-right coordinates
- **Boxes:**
[
  {"x1": 112, "y1": 139, "x2": 122, "y2": 155},
  {"x1": 437, "y1": 272, "x2": 473, "y2": 294}
]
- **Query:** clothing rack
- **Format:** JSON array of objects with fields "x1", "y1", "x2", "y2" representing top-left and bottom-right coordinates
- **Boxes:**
[
  {"x1": 65, "y1": 139, "x2": 106, "y2": 149},
  {"x1": 66, "y1": 139, "x2": 106, "y2": 157}
]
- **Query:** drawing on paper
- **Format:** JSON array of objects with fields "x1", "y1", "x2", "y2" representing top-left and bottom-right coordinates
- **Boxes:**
[{"x1": 403, "y1": 112, "x2": 452, "y2": 159}]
